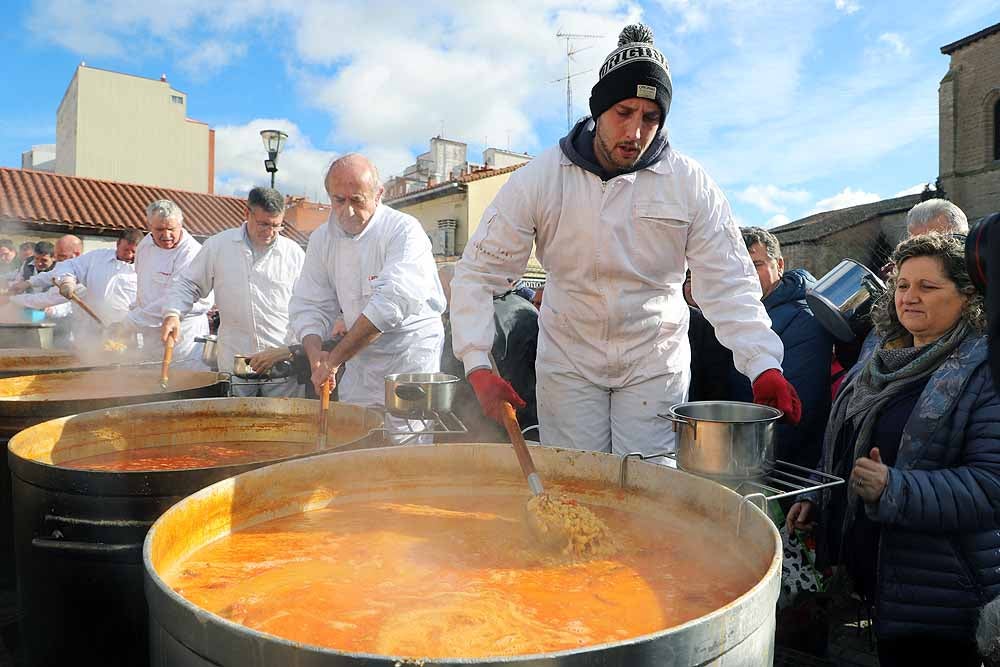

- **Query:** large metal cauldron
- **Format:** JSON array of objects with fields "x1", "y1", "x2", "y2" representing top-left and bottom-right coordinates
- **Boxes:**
[
  {"x1": 8, "y1": 397, "x2": 383, "y2": 667},
  {"x1": 0, "y1": 369, "x2": 227, "y2": 591},
  {"x1": 0, "y1": 365, "x2": 228, "y2": 589},
  {"x1": 145, "y1": 444, "x2": 781, "y2": 667},
  {"x1": 0, "y1": 322, "x2": 55, "y2": 348}
]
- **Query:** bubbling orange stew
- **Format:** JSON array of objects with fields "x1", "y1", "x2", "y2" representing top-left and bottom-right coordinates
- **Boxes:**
[
  {"x1": 164, "y1": 489, "x2": 760, "y2": 659},
  {"x1": 63, "y1": 441, "x2": 314, "y2": 472}
]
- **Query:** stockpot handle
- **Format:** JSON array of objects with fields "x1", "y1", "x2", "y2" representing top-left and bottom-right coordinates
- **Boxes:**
[
  {"x1": 31, "y1": 537, "x2": 141, "y2": 562},
  {"x1": 657, "y1": 412, "x2": 697, "y2": 439},
  {"x1": 861, "y1": 274, "x2": 885, "y2": 296},
  {"x1": 395, "y1": 385, "x2": 427, "y2": 401}
]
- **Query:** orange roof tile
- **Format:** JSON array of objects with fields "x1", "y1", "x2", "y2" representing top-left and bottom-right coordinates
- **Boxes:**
[{"x1": 0, "y1": 168, "x2": 309, "y2": 245}]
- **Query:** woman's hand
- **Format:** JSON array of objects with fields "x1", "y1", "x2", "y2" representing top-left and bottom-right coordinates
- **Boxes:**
[
  {"x1": 785, "y1": 501, "x2": 815, "y2": 533},
  {"x1": 851, "y1": 447, "x2": 889, "y2": 503}
]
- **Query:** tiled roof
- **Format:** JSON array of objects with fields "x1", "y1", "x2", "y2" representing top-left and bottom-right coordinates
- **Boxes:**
[
  {"x1": 769, "y1": 194, "x2": 923, "y2": 244},
  {"x1": 0, "y1": 167, "x2": 309, "y2": 245},
  {"x1": 455, "y1": 163, "x2": 526, "y2": 183},
  {"x1": 941, "y1": 21, "x2": 1000, "y2": 54},
  {"x1": 385, "y1": 163, "x2": 527, "y2": 206}
]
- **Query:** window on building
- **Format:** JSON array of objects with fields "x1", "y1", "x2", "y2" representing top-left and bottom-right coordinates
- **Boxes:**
[
  {"x1": 170, "y1": 95, "x2": 183, "y2": 104},
  {"x1": 995, "y1": 99, "x2": 1000, "y2": 161}
]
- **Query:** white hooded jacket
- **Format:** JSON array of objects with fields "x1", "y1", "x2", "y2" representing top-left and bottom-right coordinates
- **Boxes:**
[{"x1": 451, "y1": 144, "x2": 784, "y2": 388}]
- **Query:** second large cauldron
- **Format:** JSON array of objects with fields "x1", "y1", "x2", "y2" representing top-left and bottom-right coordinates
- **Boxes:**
[
  {"x1": 145, "y1": 443, "x2": 782, "y2": 666},
  {"x1": 8, "y1": 396, "x2": 383, "y2": 667}
]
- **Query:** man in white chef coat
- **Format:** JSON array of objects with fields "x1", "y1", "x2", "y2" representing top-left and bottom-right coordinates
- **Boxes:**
[
  {"x1": 451, "y1": 24, "x2": 801, "y2": 457},
  {"x1": 47, "y1": 231, "x2": 141, "y2": 334},
  {"x1": 116, "y1": 200, "x2": 211, "y2": 368},
  {"x1": 160, "y1": 187, "x2": 305, "y2": 396},
  {"x1": 288, "y1": 154, "x2": 445, "y2": 433}
]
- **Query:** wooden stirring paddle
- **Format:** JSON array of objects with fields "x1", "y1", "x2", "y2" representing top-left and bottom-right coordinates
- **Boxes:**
[
  {"x1": 317, "y1": 378, "x2": 331, "y2": 450},
  {"x1": 160, "y1": 337, "x2": 175, "y2": 391}
]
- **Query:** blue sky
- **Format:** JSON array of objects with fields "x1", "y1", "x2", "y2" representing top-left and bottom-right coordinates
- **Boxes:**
[{"x1": 1, "y1": 0, "x2": 997, "y2": 228}]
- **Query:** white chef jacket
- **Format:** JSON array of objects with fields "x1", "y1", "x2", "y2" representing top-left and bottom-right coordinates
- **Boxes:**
[
  {"x1": 47, "y1": 248, "x2": 138, "y2": 330},
  {"x1": 128, "y1": 232, "x2": 212, "y2": 368},
  {"x1": 288, "y1": 204, "x2": 446, "y2": 408},
  {"x1": 163, "y1": 225, "x2": 305, "y2": 374},
  {"x1": 452, "y1": 144, "x2": 784, "y2": 388}
]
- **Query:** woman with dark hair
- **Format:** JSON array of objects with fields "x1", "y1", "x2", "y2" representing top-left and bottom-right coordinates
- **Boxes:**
[{"x1": 786, "y1": 233, "x2": 1000, "y2": 666}]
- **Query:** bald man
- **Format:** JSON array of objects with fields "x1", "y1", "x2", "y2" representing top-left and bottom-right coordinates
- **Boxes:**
[
  {"x1": 287, "y1": 154, "x2": 445, "y2": 433},
  {"x1": 11, "y1": 235, "x2": 83, "y2": 294}
]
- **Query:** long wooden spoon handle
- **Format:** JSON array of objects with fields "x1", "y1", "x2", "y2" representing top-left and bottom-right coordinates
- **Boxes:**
[
  {"x1": 160, "y1": 337, "x2": 175, "y2": 387},
  {"x1": 500, "y1": 401, "x2": 543, "y2": 494}
]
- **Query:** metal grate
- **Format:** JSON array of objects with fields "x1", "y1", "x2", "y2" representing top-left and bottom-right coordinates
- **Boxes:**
[
  {"x1": 617, "y1": 452, "x2": 844, "y2": 535},
  {"x1": 378, "y1": 409, "x2": 468, "y2": 440}
]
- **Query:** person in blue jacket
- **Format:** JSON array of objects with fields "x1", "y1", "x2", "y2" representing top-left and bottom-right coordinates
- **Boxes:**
[
  {"x1": 729, "y1": 227, "x2": 833, "y2": 468},
  {"x1": 787, "y1": 233, "x2": 1000, "y2": 667}
]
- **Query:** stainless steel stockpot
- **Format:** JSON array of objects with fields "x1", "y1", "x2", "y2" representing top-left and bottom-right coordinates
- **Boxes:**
[
  {"x1": 384, "y1": 372, "x2": 460, "y2": 418},
  {"x1": 662, "y1": 401, "x2": 782, "y2": 480},
  {"x1": 805, "y1": 258, "x2": 885, "y2": 342}
]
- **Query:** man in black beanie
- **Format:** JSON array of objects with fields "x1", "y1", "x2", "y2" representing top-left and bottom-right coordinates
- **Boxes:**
[{"x1": 451, "y1": 24, "x2": 801, "y2": 457}]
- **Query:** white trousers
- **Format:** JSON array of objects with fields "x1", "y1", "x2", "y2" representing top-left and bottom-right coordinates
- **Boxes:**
[
  {"x1": 535, "y1": 366, "x2": 689, "y2": 457},
  {"x1": 230, "y1": 378, "x2": 304, "y2": 398}
]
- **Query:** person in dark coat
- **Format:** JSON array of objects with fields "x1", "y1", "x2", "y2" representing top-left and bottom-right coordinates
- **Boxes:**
[
  {"x1": 729, "y1": 228, "x2": 833, "y2": 468},
  {"x1": 688, "y1": 306, "x2": 733, "y2": 401},
  {"x1": 787, "y1": 234, "x2": 1000, "y2": 667}
]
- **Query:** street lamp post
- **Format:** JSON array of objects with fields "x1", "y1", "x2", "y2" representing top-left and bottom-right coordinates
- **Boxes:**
[{"x1": 259, "y1": 129, "x2": 288, "y2": 188}]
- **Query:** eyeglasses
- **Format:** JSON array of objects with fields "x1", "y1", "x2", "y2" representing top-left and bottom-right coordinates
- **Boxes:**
[{"x1": 254, "y1": 221, "x2": 284, "y2": 231}]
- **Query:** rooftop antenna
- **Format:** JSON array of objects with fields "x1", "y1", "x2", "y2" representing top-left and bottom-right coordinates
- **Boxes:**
[{"x1": 554, "y1": 31, "x2": 604, "y2": 131}]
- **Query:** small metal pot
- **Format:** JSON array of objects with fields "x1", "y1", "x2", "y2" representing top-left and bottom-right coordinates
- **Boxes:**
[
  {"x1": 805, "y1": 259, "x2": 885, "y2": 342},
  {"x1": 384, "y1": 372, "x2": 459, "y2": 418},
  {"x1": 661, "y1": 401, "x2": 781, "y2": 480},
  {"x1": 194, "y1": 335, "x2": 218, "y2": 371}
]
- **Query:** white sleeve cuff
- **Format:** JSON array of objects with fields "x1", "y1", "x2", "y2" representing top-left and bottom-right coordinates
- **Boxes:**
[
  {"x1": 462, "y1": 350, "x2": 492, "y2": 377},
  {"x1": 745, "y1": 355, "x2": 782, "y2": 383}
]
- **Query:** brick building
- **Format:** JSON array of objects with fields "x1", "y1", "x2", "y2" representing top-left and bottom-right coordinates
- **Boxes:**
[{"x1": 939, "y1": 22, "x2": 1000, "y2": 220}]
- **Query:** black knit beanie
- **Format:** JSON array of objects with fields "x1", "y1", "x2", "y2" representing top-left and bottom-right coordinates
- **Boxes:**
[{"x1": 589, "y1": 24, "x2": 672, "y2": 129}]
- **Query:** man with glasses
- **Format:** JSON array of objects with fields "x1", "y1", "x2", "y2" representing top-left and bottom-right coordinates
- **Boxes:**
[{"x1": 161, "y1": 186, "x2": 305, "y2": 396}]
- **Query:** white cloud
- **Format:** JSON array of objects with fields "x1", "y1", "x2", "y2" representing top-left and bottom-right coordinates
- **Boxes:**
[
  {"x1": 737, "y1": 185, "x2": 810, "y2": 214},
  {"x1": 213, "y1": 119, "x2": 337, "y2": 199},
  {"x1": 764, "y1": 214, "x2": 790, "y2": 229},
  {"x1": 808, "y1": 187, "x2": 881, "y2": 215},
  {"x1": 834, "y1": 0, "x2": 860, "y2": 14},
  {"x1": 178, "y1": 42, "x2": 248, "y2": 80},
  {"x1": 878, "y1": 32, "x2": 910, "y2": 56}
]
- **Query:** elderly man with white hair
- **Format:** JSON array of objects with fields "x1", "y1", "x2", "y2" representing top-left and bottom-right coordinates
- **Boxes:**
[
  {"x1": 286, "y1": 154, "x2": 445, "y2": 434},
  {"x1": 113, "y1": 200, "x2": 211, "y2": 368},
  {"x1": 906, "y1": 198, "x2": 969, "y2": 237}
]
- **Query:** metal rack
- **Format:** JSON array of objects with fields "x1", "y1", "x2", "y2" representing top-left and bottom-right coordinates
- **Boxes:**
[
  {"x1": 617, "y1": 452, "x2": 844, "y2": 535},
  {"x1": 377, "y1": 409, "x2": 469, "y2": 441}
]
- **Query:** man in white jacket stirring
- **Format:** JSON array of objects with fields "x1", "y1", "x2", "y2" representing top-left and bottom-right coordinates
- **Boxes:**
[
  {"x1": 160, "y1": 187, "x2": 305, "y2": 396},
  {"x1": 115, "y1": 200, "x2": 211, "y2": 368},
  {"x1": 289, "y1": 154, "x2": 445, "y2": 432},
  {"x1": 452, "y1": 24, "x2": 801, "y2": 457}
]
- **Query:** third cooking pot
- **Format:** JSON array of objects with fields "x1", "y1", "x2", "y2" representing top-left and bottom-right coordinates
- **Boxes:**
[
  {"x1": 662, "y1": 401, "x2": 782, "y2": 480},
  {"x1": 384, "y1": 372, "x2": 459, "y2": 418},
  {"x1": 805, "y1": 258, "x2": 886, "y2": 342}
]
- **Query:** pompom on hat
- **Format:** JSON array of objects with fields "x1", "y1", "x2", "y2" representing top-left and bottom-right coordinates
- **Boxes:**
[{"x1": 589, "y1": 24, "x2": 672, "y2": 129}]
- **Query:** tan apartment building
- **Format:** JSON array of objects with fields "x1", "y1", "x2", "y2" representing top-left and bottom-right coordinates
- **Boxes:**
[
  {"x1": 54, "y1": 65, "x2": 214, "y2": 193},
  {"x1": 386, "y1": 163, "x2": 544, "y2": 285}
]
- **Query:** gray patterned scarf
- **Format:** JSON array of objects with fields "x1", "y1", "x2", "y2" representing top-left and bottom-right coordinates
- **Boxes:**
[{"x1": 821, "y1": 320, "x2": 971, "y2": 529}]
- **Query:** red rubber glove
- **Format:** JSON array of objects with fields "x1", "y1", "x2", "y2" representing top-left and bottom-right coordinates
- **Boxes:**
[
  {"x1": 752, "y1": 369, "x2": 802, "y2": 425},
  {"x1": 468, "y1": 369, "x2": 526, "y2": 423}
]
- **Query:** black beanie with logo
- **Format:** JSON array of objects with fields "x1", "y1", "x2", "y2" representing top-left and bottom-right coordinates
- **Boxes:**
[{"x1": 589, "y1": 24, "x2": 672, "y2": 130}]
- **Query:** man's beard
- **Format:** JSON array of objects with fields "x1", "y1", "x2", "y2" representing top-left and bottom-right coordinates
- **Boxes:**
[{"x1": 596, "y1": 131, "x2": 643, "y2": 171}]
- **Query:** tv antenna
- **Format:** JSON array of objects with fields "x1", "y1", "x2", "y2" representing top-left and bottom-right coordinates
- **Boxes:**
[{"x1": 553, "y1": 31, "x2": 604, "y2": 131}]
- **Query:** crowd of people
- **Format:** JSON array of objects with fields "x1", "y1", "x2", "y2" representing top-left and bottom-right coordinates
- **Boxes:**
[{"x1": 2, "y1": 20, "x2": 996, "y2": 665}]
